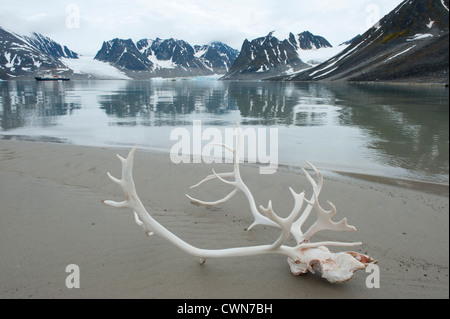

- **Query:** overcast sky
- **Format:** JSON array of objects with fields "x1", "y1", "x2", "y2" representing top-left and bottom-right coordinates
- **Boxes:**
[{"x1": 1, "y1": 0, "x2": 404, "y2": 55}]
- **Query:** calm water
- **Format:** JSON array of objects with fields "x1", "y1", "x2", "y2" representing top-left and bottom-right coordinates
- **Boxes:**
[{"x1": 0, "y1": 79, "x2": 448, "y2": 184}]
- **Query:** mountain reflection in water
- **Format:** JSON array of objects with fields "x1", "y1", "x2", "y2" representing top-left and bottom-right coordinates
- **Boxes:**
[{"x1": 1, "y1": 79, "x2": 448, "y2": 184}]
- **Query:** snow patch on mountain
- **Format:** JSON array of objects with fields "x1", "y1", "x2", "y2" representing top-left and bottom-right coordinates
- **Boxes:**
[
  {"x1": 407, "y1": 33, "x2": 433, "y2": 41},
  {"x1": 61, "y1": 56, "x2": 131, "y2": 79},
  {"x1": 279, "y1": 0, "x2": 449, "y2": 84},
  {"x1": 298, "y1": 44, "x2": 350, "y2": 65},
  {"x1": 146, "y1": 54, "x2": 176, "y2": 69},
  {"x1": 387, "y1": 45, "x2": 416, "y2": 61}
]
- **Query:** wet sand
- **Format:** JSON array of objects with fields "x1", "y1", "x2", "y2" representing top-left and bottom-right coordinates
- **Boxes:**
[{"x1": 0, "y1": 139, "x2": 448, "y2": 298}]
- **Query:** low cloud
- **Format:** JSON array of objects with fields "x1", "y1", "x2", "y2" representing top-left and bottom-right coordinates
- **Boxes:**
[{"x1": 1, "y1": 0, "x2": 404, "y2": 55}]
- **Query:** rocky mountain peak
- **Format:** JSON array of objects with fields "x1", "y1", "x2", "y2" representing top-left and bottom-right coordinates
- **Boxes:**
[
  {"x1": 0, "y1": 26, "x2": 79, "y2": 79},
  {"x1": 289, "y1": 31, "x2": 333, "y2": 50},
  {"x1": 281, "y1": 0, "x2": 449, "y2": 84},
  {"x1": 94, "y1": 37, "x2": 239, "y2": 78},
  {"x1": 26, "y1": 32, "x2": 79, "y2": 59},
  {"x1": 221, "y1": 30, "x2": 334, "y2": 80}
]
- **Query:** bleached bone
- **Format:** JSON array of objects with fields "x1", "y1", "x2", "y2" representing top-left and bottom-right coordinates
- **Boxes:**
[
  {"x1": 187, "y1": 121, "x2": 356, "y2": 244},
  {"x1": 186, "y1": 121, "x2": 279, "y2": 231},
  {"x1": 104, "y1": 145, "x2": 303, "y2": 260},
  {"x1": 103, "y1": 125, "x2": 375, "y2": 283}
]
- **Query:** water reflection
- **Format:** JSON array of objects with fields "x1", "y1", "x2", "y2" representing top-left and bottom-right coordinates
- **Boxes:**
[
  {"x1": 0, "y1": 79, "x2": 448, "y2": 183},
  {"x1": 93, "y1": 80, "x2": 343, "y2": 127},
  {"x1": 230, "y1": 82, "x2": 340, "y2": 127},
  {"x1": 97, "y1": 80, "x2": 238, "y2": 126},
  {"x1": 329, "y1": 83, "x2": 449, "y2": 179},
  {"x1": 0, "y1": 81, "x2": 81, "y2": 130}
]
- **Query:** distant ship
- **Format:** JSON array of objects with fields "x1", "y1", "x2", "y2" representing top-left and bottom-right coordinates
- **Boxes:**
[{"x1": 35, "y1": 74, "x2": 70, "y2": 81}]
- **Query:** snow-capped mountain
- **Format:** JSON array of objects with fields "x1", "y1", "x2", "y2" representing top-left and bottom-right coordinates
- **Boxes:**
[
  {"x1": 280, "y1": 0, "x2": 449, "y2": 84},
  {"x1": 293, "y1": 32, "x2": 353, "y2": 66},
  {"x1": 194, "y1": 42, "x2": 239, "y2": 73},
  {"x1": 94, "y1": 37, "x2": 239, "y2": 78},
  {"x1": 289, "y1": 31, "x2": 332, "y2": 50},
  {"x1": 0, "y1": 27, "x2": 79, "y2": 79},
  {"x1": 94, "y1": 38, "x2": 153, "y2": 71},
  {"x1": 221, "y1": 31, "x2": 310, "y2": 80},
  {"x1": 221, "y1": 30, "x2": 339, "y2": 80},
  {"x1": 138, "y1": 38, "x2": 207, "y2": 71},
  {"x1": 25, "y1": 32, "x2": 79, "y2": 60}
]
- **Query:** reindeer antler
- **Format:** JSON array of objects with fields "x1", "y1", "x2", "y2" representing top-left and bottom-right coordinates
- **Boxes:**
[
  {"x1": 103, "y1": 144, "x2": 306, "y2": 261},
  {"x1": 186, "y1": 121, "x2": 279, "y2": 230},
  {"x1": 187, "y1": 121, "x2": 357, "y2": 244},
  {"x1": 103, "y1": 123, "x2": 375, "y2": 283}
]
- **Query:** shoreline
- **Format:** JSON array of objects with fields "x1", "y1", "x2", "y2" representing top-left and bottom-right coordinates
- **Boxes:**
[
  {"x1": 0, "y1": 139, "x2": 448, "y2": 298},
  {"x1": 2, "y1": 76, "x2": 449, "y2": 86},
  {"x1": 2, "y1": 134, "x2": 448, "y2": 195},
  {"x1": 333, "y1": 171, "x2": 449, "y2": 197},
  {"x1": 261, "y1": 74, "x2": 449, "y2": 87}
]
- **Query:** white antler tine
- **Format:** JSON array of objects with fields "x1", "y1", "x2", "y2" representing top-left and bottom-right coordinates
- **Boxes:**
[
  {"x1": 326, "y1": 200, "x2": 337, "y2": 215},
  {"x1": 130, "y1": 143, "x2": 139, "y2": 156},
  {"x1": 259, "y1": 200, "x2": 273, "y2": 216},
  {"x1": 129, "y1": 145, "x2": 138, "y2": 164},
  {"x1": 134, "y1": 211, "x2": 144, "y2": 226},
  {"x1": 102, "y1": 199, "x2": 128, "y2": 208},
  {"x1": 287, "y1": 190, "x2": 305, "y2": 221},
  {"x1": 190, "y1": 174, "x2": 216, "y2": 189},
  {"x1": 134, "y1": 212, "x2": 154, "y2": 236},
  {"x1": 107, "y1": 172, "x2": 122, "y2": 185},
  {"x1": 301, "y1": 167, "x2": 317, "y2": 189},
  {"x1": 186, "y1": 189, "x2": 238, "y2": 206},
  {"x1": 289, "y1": 187, "x2": 305, "y2": 199},
  {"x1": 304, "y1": 197, "x2": 313, "y2": 206},
  {"x1": 123, "y1": 144, "x2": 138, "y2": 164},
  {"x1": 190, "y1": 172, "x2": 234, "y2": 189},
  {"x1": 212, "y1": 168, "x2": 236, "y2": 186},
  {"x1": 289, "y1": 187, "x2": 297, "y2": 197},
  {"x1": 306, "y1": 160, "x2": 323, "y2": 179}
]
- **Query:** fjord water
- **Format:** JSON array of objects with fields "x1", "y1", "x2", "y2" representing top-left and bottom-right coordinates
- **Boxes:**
[{"x1": 0, "y1": 79, "x2": 448, "y2": 184}]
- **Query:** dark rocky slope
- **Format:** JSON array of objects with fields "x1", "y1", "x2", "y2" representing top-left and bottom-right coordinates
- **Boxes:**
[{"x1": 278, "y1": 0, "x2": 449, "y2": 84}]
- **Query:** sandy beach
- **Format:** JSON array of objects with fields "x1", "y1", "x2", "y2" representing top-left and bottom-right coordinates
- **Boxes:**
[{"x1": 0, "y1": 139, "x2": 448, "y2": 299}]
